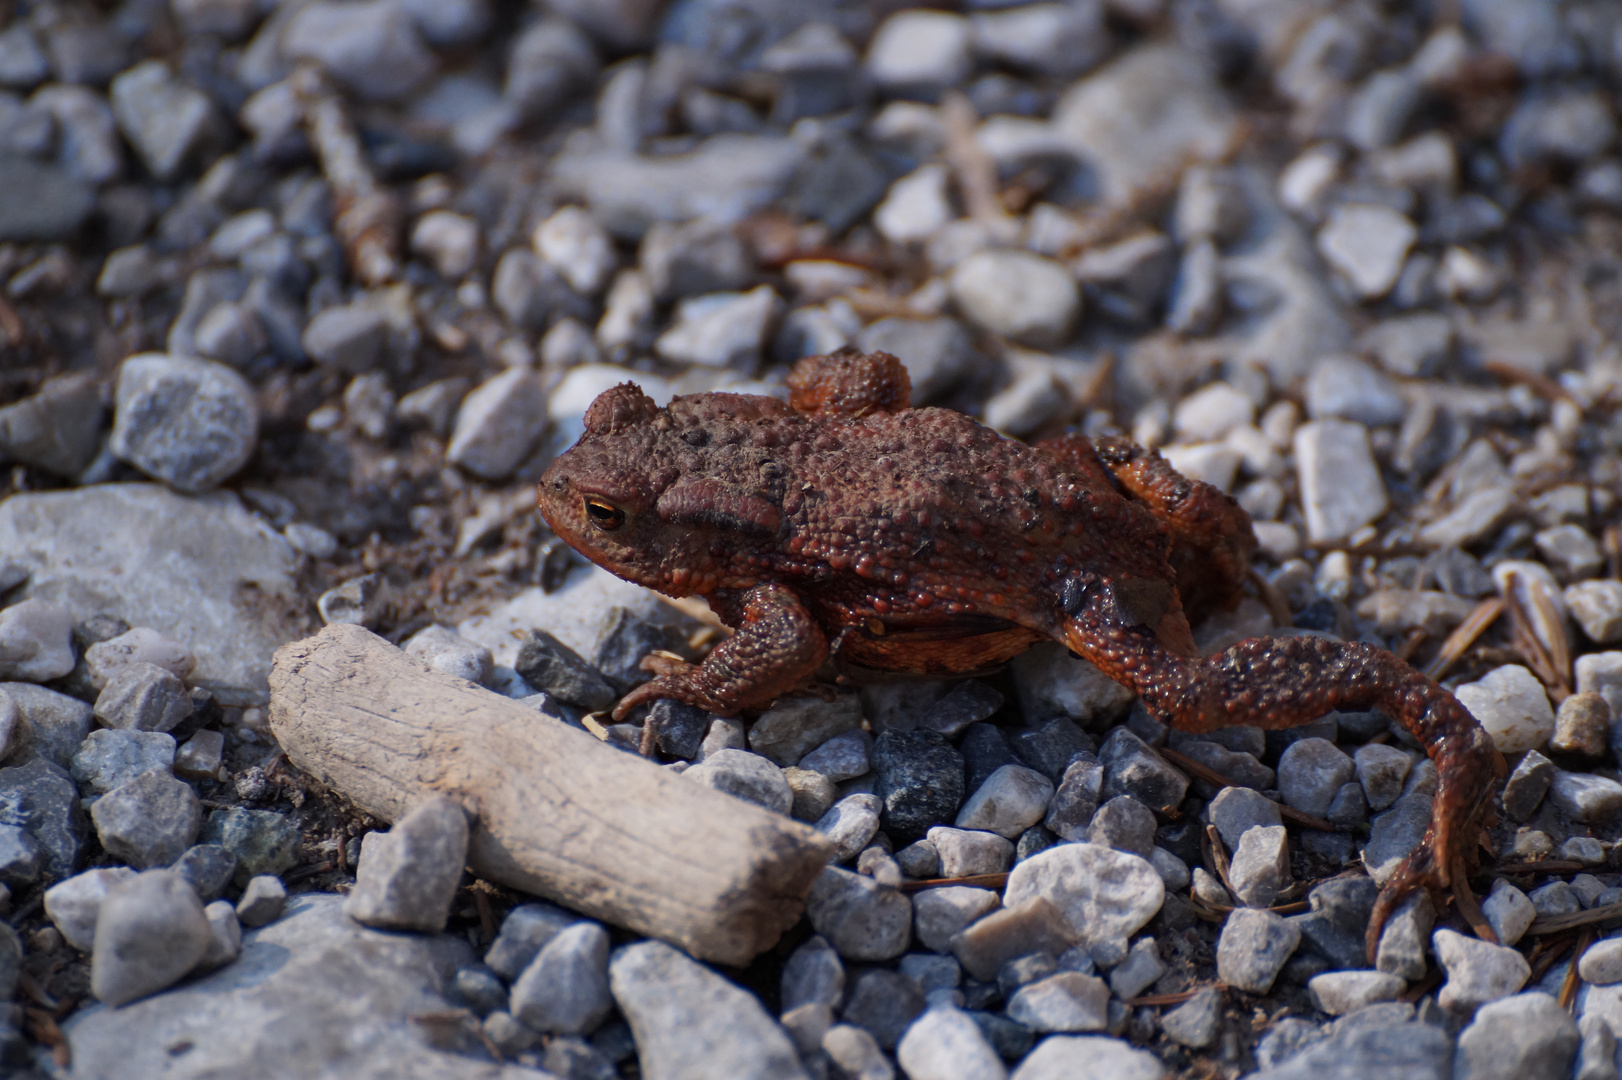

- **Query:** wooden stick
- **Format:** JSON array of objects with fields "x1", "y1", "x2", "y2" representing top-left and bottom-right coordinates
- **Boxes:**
[
  {"x1": 268, "y1": 624, "x2": 834, "y2": 966},
  {"x1": 1423, "y1": 596, "x2": 1502, "y2": 681},
  {"x1": 901, "y1": 872, "x2": 1009, "y2": 894},
  {"x1": 1561, "y1": 929, "x2": 1592, "y2": 1010},
  {"x1": 1530, "y1": 902, "x2": 1622, "y2": 937}
]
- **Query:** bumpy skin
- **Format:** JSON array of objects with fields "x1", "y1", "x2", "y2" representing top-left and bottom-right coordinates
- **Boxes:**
[{"x1": 537, "y1": 348, "x2": 1495, "y2": 959}]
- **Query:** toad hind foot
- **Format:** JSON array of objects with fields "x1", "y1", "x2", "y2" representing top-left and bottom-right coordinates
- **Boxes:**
[{"x1": 1065, "y1": 611, "x2": 1496, "y2": 964}]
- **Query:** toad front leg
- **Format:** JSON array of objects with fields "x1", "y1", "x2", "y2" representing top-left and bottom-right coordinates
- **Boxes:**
[
  {"x1": 612, "y1": 583, "x2": 829, "y2": 721},
  {"x1": 1064, "y1": 594, "x2": 1496, "y2": 962}
]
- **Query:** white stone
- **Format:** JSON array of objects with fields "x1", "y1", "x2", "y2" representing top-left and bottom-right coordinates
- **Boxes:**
[
  {"x1": 1002, "y1": 843, "x2": 1163, "y2": 966},
  {"x1": 865, "y1": 11, "x2": 972, "y2": 90},
  {"x1": 445, "y1": 369, "x2": 548, "y2": 480},
  {"x1": 1307, "y1": 970, "x2": 1405, "y2": 1015},
  {"x1": 1580, "y1": 938, "x2": 1622, "y2": 985},
  {"x1": 1568, "y1": 581, "x2": 1622, "y2": 644},
  {"x1": 1316, "y1": 203, "x2": 1417, "y2": 299},
  {"x1": 1173, "y1": 382, "x2": 1253, "y2": 442},
  {"x1": 0, "y1": 485, "x2": 302, "y2": 706},
  {"x1": 533, "y1": 206, "x2": 615, "y2": 297},
  {"x1": 1434, "y1": 928, "x2": 1530, "y2": 1012},
  {"x1": 1293, "y1": 420, "x2": 1388, "y2": 542},
  {"x1": 897, "y1": 1006, "x2": 1007, "y2": 1080},
  {"x1": 874, "y1": 164, "x2": 954, "y2": 246},
  {"x1": 1455, "y1": 665, "x2": 1555, "y2": 754},
  {"x1": 949, "y1": 250, "x2": 1080, "y2": 349},
  {"x1": 955, "y1": 765, "x2": 1055, "y2": 840},
  {"x1": 654, "y1": 286, "x2": 782, "y2": 370}
]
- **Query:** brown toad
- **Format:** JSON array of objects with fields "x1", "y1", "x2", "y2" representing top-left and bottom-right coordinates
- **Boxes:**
[{"x1": 537, "y1": 348, "x2": 1495, "y2": 958}]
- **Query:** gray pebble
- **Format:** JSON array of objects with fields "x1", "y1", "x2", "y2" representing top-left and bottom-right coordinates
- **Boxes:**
[
  {"x1": 109, "y1": 354, "x2": 258, "y2": 494},
  {"x1": 897, "y1": 1004, "x2": 1004, "y2": 1080},
  {"x1": 174, "y1": 730, "x2": 224, "y2": 781},
  {"x1": 1353, "y1": 744, "x2": 1412, "y2": 811},
  {"x1": 1502, "y1": 750, "x2": 1554, "y2": 821},
  {"x1": 1228, "y1": 825, "x2": 1290, "y2": 908},
  {"x1": 928, "y1": 827, "x2": 1014, "y2": 878},
  {"x1": 1453, "y1": 991, "x2": 1578, "y2": 1080},
  {"x1": 815, "y1": 794, "x2": 882, "y2": 864},
  {"x1": 1217, "y1": 909, "x2": 1300, "y2": 994},
  {"x1": 1084, "y1": 795, "x2": 1156, "y2": 858},
  {"x1": 782, "y1": 934, "x2": 844, "y2": 1012},
  {"x1": 484, "y1": 901, "x2": 579, "y2": 981},
  {"x1": 91, "y1": 768, "x2": 202, "y2": 869},
  {"x1": 684, "y1": 748, "x2": 793, "y2": 815},
  {"x1": 1162, "y1": 986, "x2": 1223, "y2": 1048},
  {"x1": 235, "y1": 874, "x2": 286, "y2": 927},
  {"x1": 0, "y1": 373, "x2": 104, "y2": 478},
  {"x1": 446, "y1": 369, "x2": 548, "y2": 481},
  {"x1": 344, "y1": 796, "x2": 468, "y2": 932},
  {"x1": 93, "y1": 663, "x2": 194, "y2": 733},
  {"x1": 195, "y1": 898, "x2": 241, "y2": 973},
  {"x1": 72, "y1": 729, "x2": 176, "y2": 794},
  {"x1": 609, "y1": 939, "x2": 808, "y2": 1080},
  {"x1": 799, "y1": 730, "x2": 871, "y2": 783},
  {"x1": 281, "y1": 0, "x2": 438, "y2": 101},
  {"x1": 202, "y1": 807, "x2": 301, "y2": 883},
  {"x1": 1363, "y1": 793, "x2": 1432, "y2": 885},
  {"x1": 1098, "y1": 728, "x2": 1188, "y2": 811},
  {"x1": 513, "y1": 629, "x2": 615, "y2": 710},
  {"x1": 784, "y1": 767, "x2": 838, "y2": 822},
  {"x1": 843, "y1": 967, "x2": 924, "y2": 1049},
  {"x1": 822, "y1": 1022, "x2": 893, "y2": 1080},
  {"x1": 1434, "y1": 928, "x2": 1531, "y2": 1012},
  {"x1": 91, "y1": 869, "x2": 211, "y2": 1006},
  {"x1": 747, "y1": 693, "x2": 861, "y2": 767},
  {"x1": 1376, "y1": 891, "x2": 1434, "y2": 981},
  {"x1": 402, "y1": 625, "x2": 494, "y2": 686},
  {"x1": 1108, "y1": 936, "x2": 1166, "y2": 1000},
  {"x1": 109, "y1": 61, "x2": 216, "y2": 181},
  {"x1": 1043, "y1": 754, "x2": 1103, "y2": 842},
  {"x1": 0, "y1": 756, "x2": 84, "y2": 879},
  {"x1": 1208, "y1": 786, "x2": 1283, "y2": 851},
  {"x1": 806, "y1": 865, "x2": 911, "y2": 961},
  {"x1": 43, "y1": 866, "x2": 136, "y2": 951},
  {"x1": 1277, "y1": 738, "x2": 1354, "y2": 817},
  {"x1": 511, "y1": 921, "x2": 612, "y2": 1035},
  {"x1": 0, "y1": 599, "x2": 75, "y2": 683},
  {"x1": 955, "y1": 765, "x2": 1053, "y2": 840},
  {"x1": 169, "y1": 844, "x2": 236, "y2": 902}
]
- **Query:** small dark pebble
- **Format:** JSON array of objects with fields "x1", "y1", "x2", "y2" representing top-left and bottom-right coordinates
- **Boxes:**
[
  {"x1": 968, "y1": 1010, "x2": 1034, "y2": 1060},
  {"x1": 872, "y1": 730, "x2": 964, "y2": 843},
  {"x1": 648, "y1": 699, "x2": 712, "y2": 760},
  {"x1": 961, "y1": 723, "x2": 1021, "y2": 795},
  {"x1": 1016, "y1": 825, "x2": 1057, "y2": 863},
  {"x1": 514, "y1": 630, "x2": 617, "y2": 711},
  {"x1": 1011, "y1": 717, "x2": 1095, "y2": 781},
  {"x1": 1288, "y1": 875, "x2": 1379, "y2": 971},
  {"x1": 170, "y1": 843, "x2": 238, "y2": 902}
]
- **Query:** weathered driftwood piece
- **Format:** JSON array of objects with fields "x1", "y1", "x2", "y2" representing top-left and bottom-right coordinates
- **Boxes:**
[{"x1": 268, "y1": 623, "x2": 834, "y2": 965}]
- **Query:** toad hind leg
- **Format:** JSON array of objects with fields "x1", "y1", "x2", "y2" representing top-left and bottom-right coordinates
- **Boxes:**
[
  {"x1": 612, "y1": 583, "x2": 829, "y2": 721},
  {"x1": 1064, "y1": 607, "x2": 1495, "y2": 963}
]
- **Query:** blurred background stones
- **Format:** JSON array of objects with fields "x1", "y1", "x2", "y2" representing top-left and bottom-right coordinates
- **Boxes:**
[{"x1": 0, "y1": 0, "x2": 1618, "y2": 1077}]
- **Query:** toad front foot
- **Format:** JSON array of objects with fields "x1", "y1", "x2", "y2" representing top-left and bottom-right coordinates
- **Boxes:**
[{"x1": 611, "y1": 583, "x2": 829, "y2": 721}]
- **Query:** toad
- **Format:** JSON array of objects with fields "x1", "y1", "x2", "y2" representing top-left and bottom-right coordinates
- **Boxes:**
[{"x1": 538, "y1": 348, "x2": 1495, "y2": 959}]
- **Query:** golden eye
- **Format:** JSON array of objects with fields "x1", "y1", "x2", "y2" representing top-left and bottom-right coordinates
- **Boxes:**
[{"x1": 584, "y1": 497, "x2": 625, "y2": 531}]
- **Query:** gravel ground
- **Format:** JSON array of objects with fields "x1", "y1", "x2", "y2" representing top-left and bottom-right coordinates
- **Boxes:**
[{"x1": 0, "y1": 0, "x2": 1621, "y2": 1078}]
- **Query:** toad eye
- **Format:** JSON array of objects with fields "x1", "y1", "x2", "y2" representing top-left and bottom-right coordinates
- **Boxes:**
[{"x1": 583, "y1": 497, "x2": 626, "y2": 531}]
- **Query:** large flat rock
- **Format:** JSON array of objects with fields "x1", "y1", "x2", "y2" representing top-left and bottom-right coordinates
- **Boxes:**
[
  {"x1": 0, "y1": 484, "x2": 308, "y2": 706},
  {"x1": 64, "y1": 894, "x2": 551, "y2": 1080},
  {"x1": 458, "y1": 563, "x2": 698, "y2": 670}
]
